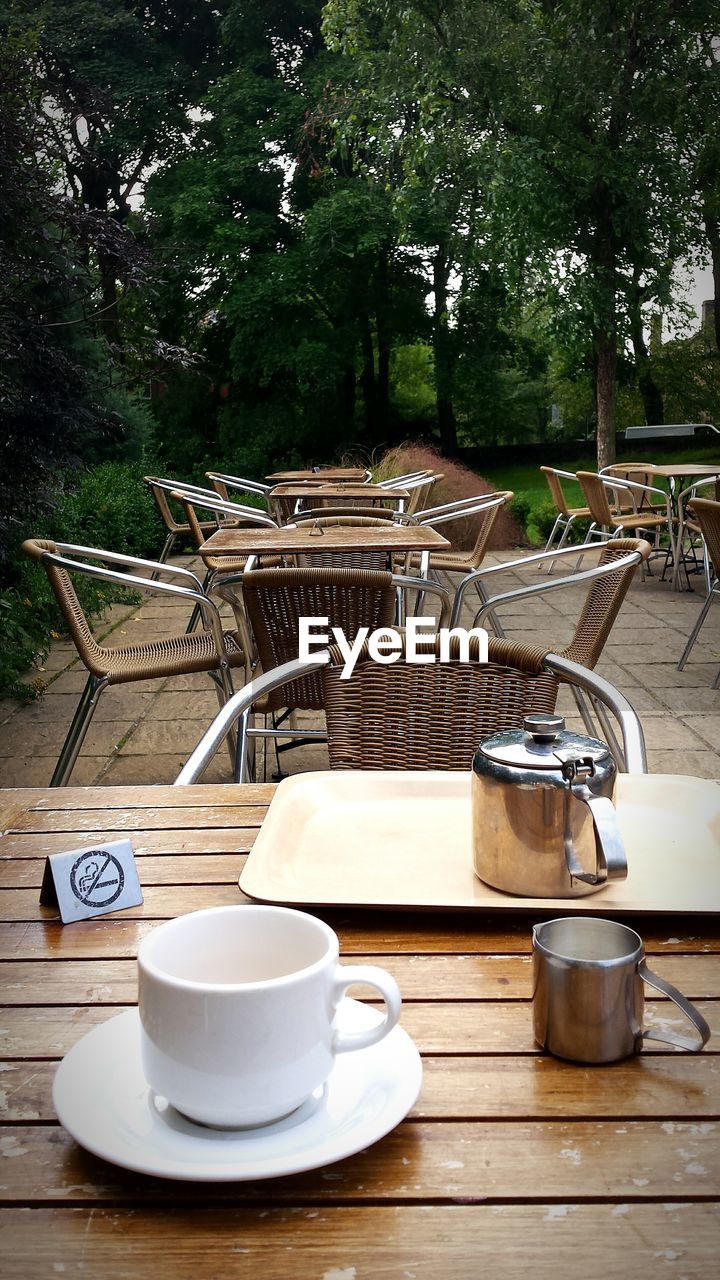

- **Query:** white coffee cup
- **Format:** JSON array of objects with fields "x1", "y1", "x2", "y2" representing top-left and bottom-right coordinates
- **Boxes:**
[{"x1": 137, "y1": 905, "x2": 402, "y2": 1128}]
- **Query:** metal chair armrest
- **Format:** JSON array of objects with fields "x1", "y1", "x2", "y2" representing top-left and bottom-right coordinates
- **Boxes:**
[
  {"x1": 544, "y1": 654, "x2": 647, "y2": 773},
  {"x1": 175, "y1": 654, "x2": 331, "y2": 784},
  {"x1": 392, "y1": 575, "x2": 451, "y2": 626},
  {"x1": 449, "y1": 541, "x2": 608, "y2": 626},
  {"x1": 461, "y1": 551, "x2": 642, "y2": 631},
  {"x1": 146, "y1": 477, "x2": 218, "y2": 499},
  {"x1": 172, "y1": 490, "x2": 278, "y2": 527},
  {"x1": 206, "y1": 472, "x2": 272, "y2": 496},
  {"x1": 417, "y1": 494, "x2": 507, "y2": 527},
  {"x1": 50, "y1": 543, "x2": 206, "y2": 590}
]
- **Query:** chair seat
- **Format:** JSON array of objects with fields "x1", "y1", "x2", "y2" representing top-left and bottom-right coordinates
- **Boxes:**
[
  {"x1": 404, "y1": 549, "x2": 483, "y2": 572},
  {"x1": 98, "y1": 630, "x2": 246, "y2": 684},
  {"x1": 613, "y1": 512, "x2": 669, "y2": 532},
  {"x1": 566, "y1": 505, "x2": 592, "y2": 519}
]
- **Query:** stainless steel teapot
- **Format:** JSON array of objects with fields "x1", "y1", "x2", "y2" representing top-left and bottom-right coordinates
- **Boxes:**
[{"x1": 471, "y1": 713, "x2": 628, "y2": 898}]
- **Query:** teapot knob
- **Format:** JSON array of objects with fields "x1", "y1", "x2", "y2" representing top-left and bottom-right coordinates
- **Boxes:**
[{"x1": 523, "y1": 713, "x2": 565, "y2": 743}]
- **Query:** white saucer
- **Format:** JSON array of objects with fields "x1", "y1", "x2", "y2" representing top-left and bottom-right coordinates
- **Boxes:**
[{"x1": 52, "y1": 1002, "x2": 422, "y2": 1181}]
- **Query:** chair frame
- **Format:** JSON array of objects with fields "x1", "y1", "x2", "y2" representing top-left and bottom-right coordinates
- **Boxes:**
[
  {"x1": 22, "y1": 541, "x2": 241, "y2": 786},
  {"x1": 576, "y1": 473, "x2": 673, "y2": 568},
  {"x1": 145, "y1": 476, "x2": 231, "y2": 567},
  {"x1": 676, "y1": 497, "x2": 720, "y2": 687},
  {"x1": 671, "y1": 477, "x2": 718, "y2": 593},
  {"x1": 540, "y1": 467, "x2": 592, "y2": 555},
  {"x1": 178, "y1": 569, "x2": 451, "y2": 781},
  {"x1": 450, "y1": 539, "x2": 651, "y2": 766},
  {"x1": 174, "y1": 648, "x2": 647, "y2": 785}
]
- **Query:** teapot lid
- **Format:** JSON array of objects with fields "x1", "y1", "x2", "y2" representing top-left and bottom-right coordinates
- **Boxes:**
[{"x1": 478, "y1": 714, "x2": 613, "y2": 772}]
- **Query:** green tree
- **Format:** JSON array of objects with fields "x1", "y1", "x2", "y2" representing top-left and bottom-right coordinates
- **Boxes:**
[{"x1": 324, "y1": 0, "x2": 718, "y2": 466}]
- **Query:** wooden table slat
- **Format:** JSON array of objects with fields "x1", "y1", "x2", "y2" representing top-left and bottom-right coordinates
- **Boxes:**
[{"x1": 0, "y1": 782, "x2": 717, "y2": 1278}]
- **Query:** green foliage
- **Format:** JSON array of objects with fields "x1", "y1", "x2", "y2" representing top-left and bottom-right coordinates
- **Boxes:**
[{"x1": 0, "y1": 463, "x2": 160, "y2": 700}]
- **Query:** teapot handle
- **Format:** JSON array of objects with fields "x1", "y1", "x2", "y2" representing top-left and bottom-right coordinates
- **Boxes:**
[{"x1": 563, "y1": 791, "x2": 628, "y2": 885}]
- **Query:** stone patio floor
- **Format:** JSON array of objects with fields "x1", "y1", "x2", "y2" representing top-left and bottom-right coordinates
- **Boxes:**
[{"x1": 0, "y1": 547, "x2": 718, "y2": 788}]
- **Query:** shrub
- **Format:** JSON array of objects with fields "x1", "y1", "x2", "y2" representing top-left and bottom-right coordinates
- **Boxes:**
[
  {"x1": 373, "y1": 443, "x2": 526, "y2": 550},
  {"x1": 0, "y1": 461, "x2": 160, "y2": 700}
]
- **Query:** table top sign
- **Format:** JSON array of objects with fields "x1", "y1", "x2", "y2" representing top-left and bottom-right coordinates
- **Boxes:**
[{"x1": 39, "y1": 837, "x2": 143, "y2": 923}]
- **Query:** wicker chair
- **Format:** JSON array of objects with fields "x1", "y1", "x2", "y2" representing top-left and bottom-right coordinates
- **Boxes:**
[
  {"x1": 540, "y1": 467, "x2": 593, "y2": 553},
  {"x1": 290, "y1": 514, "x2": 407, "y2": 571},
  {"x1": 451, "y1": 537, "x2": 651, "y2": 764},
  {"x1": 671, "y1": 479, "x2": 718, "y2": 592},
  {"x1": 206, "y1": 472, "x2": 273, "y2": 506},
  {"x1": 575, "y1": 472, "x2": 673, "y2": 567},
  {"x1": 22, "y1": 539, "x2": 247, "y2": 786},
  {"x1": 145, "y1": 476, "x2": 228, "y2": 566},
  {"x1": 197, "y1": 565, "x2": 450, "y2": 779},
  {"x1": 174, "y1": 639, "x2": 647, "y2": 784},
  {"x1": 407, "y1": 491, "x2": 514, "y2": 575},
  {"x1": 677, "y1": 497, "x2": 720, "y2": 688}
]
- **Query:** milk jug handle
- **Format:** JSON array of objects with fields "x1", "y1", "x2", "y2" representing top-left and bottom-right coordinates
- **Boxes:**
[{"x1": 638, "y1": 961, "x2": 711, "y2": 1052}]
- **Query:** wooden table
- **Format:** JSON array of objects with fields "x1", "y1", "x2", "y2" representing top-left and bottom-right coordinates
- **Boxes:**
[
  {"x1": 265, "y1": 468, "x2": 368, "y2": 483},
  {"x1": 269, "y1": 483, "x2": 410, "y2": 502},
  {"x1": 268, "y1": 483, "x2": 411, "y2": 522},
  {"x1": 199, "y1": 523, "x2": 449, "y2": 573},
  {"x1": 1, "y1": 783, "x2": 718, "y2": 1277}
]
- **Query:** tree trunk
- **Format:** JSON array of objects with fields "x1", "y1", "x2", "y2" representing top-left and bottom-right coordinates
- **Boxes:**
[
  {"x1": 705, "y1": 208, "x2": 720, "y2": 353},
  {"x1": 432, "y1": 247, "x2": 458, "y2": 456},
  {"x1": 629, "y1": 281, "x2": 664, "y2": 425},
  {"x1": 97, "y1": 248, "x2": 123, "y2": 359},
  {"x1": 595, "y1": 334, "x2": 617, "y2": 470},
  {"x1": 374, "y1": 256, "x2": 391, "y2": 439},
  {"x1": 359, "y1": 311, "x2": 377, "y2": 439},
  {"x1": 339, "y1": 364, "x2": 356, "y2": 433}
]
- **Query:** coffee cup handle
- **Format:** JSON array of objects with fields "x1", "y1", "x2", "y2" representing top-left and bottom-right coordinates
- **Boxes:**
[
  {"x1": 637, "y1": 960, "x2": 711, "y2": 1052},
  {"x1": 332, "y1": 965, "x2": 402, "y2": 1052}
]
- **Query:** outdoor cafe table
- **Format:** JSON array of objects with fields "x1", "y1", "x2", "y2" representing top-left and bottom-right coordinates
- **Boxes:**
[
  {"x1": 0, "y1": 782, "x2": 718, "y2": 1277},
  {"x1": 265, "y1": 468, "x2": 368, "y2": 483},
  {"x1": 199, "y1": 522, "x2": 450, "y2": 574},
  {"x1": 269, "y1": 482, "x2": 411, "y2": 504}
]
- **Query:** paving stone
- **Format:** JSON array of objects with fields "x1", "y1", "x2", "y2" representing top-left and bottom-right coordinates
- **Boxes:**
[
  {"x1": 645, "y1": 750, "x2": 720, "y2": 779},
  {"x1": 622, "y1": 661, "x2": 719, "y2": 689},
  {"x1": 149, "y1": 691, "x2": 225, "y2": 720},
  {"x1": 118, "y1": 719, "x2": 215, "y2": 755},
  {"x1": 634, "y1": 716, "x2": 706, "y2": 751},
  {"x1": 654, "y1": 687, "x2": 720, "y2": 714},
  {"x1": 681, "y1": 716, "x2": 720, "y2": 751}
]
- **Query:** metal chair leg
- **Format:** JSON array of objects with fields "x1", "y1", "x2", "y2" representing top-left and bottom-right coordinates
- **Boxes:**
[
  {"x1": 677, "y1": 588, "x2": 717, "y2": 671},
  {"x1": 186, "y1": 567, "x2": 214, "y2": 633},
  {"x1": 51, "y1": 673, "x2": 108, "y2": 786},
  {"x1": 151, "y1": 533, "x2": 176, "y2": 580}
]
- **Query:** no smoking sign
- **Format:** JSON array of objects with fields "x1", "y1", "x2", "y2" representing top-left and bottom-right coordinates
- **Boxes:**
[{"x1": 40, "y1": 838, "x2": 143, "y2": 922}]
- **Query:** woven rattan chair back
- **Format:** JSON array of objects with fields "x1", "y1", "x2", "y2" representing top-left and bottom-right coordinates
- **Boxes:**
[
  {"x1": 21, "y1": 538, "x2": 245, "y2": 784},
  {"x1": 688, "y1": 498, "x2": 720, "y2": 575},
  {"x1": 466, "y1": 492, "x2": 512, "y2": 565},
  {"x1": 292, "y1": 514, "x2": 396, "y2": 570},
  {"x1": 241, "y1": 566, "x2": 397, "y2": 711},
  {"x1": 561, "y1": 537, "x2": 652, "y2": 668},
  {"x1": 575, "y1": 471, "x2": 619, "y2": 526},
  {"x1": 405, "y1": 475, "x2": 443, "y2": 515},
  {"x1": 322, "y1": 635, "x2": 558, "y2": 770},
  {"x1": 540, "y1": 467, "x2": 575, "y2": 518},
  {"x1": 23, "y1": 539, "x2": 108, "y2": 677},
  {"x1": 145, "y1": 476, "x2": 218, "y2": 562}
]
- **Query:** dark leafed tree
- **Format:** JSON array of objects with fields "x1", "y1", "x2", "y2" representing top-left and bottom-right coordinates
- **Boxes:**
[{"x1": 8, "y1": 0, "x2": 226, "y2": 353}]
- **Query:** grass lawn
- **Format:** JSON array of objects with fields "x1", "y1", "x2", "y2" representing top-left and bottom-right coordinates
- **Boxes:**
[{"x1": 481, "y1": 444, "x2": 720, "y2": 544}]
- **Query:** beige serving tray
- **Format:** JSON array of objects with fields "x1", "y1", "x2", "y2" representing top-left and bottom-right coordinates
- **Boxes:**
[{"x1": 240, "y1": 771, "x2": 720, "y2": 915}]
